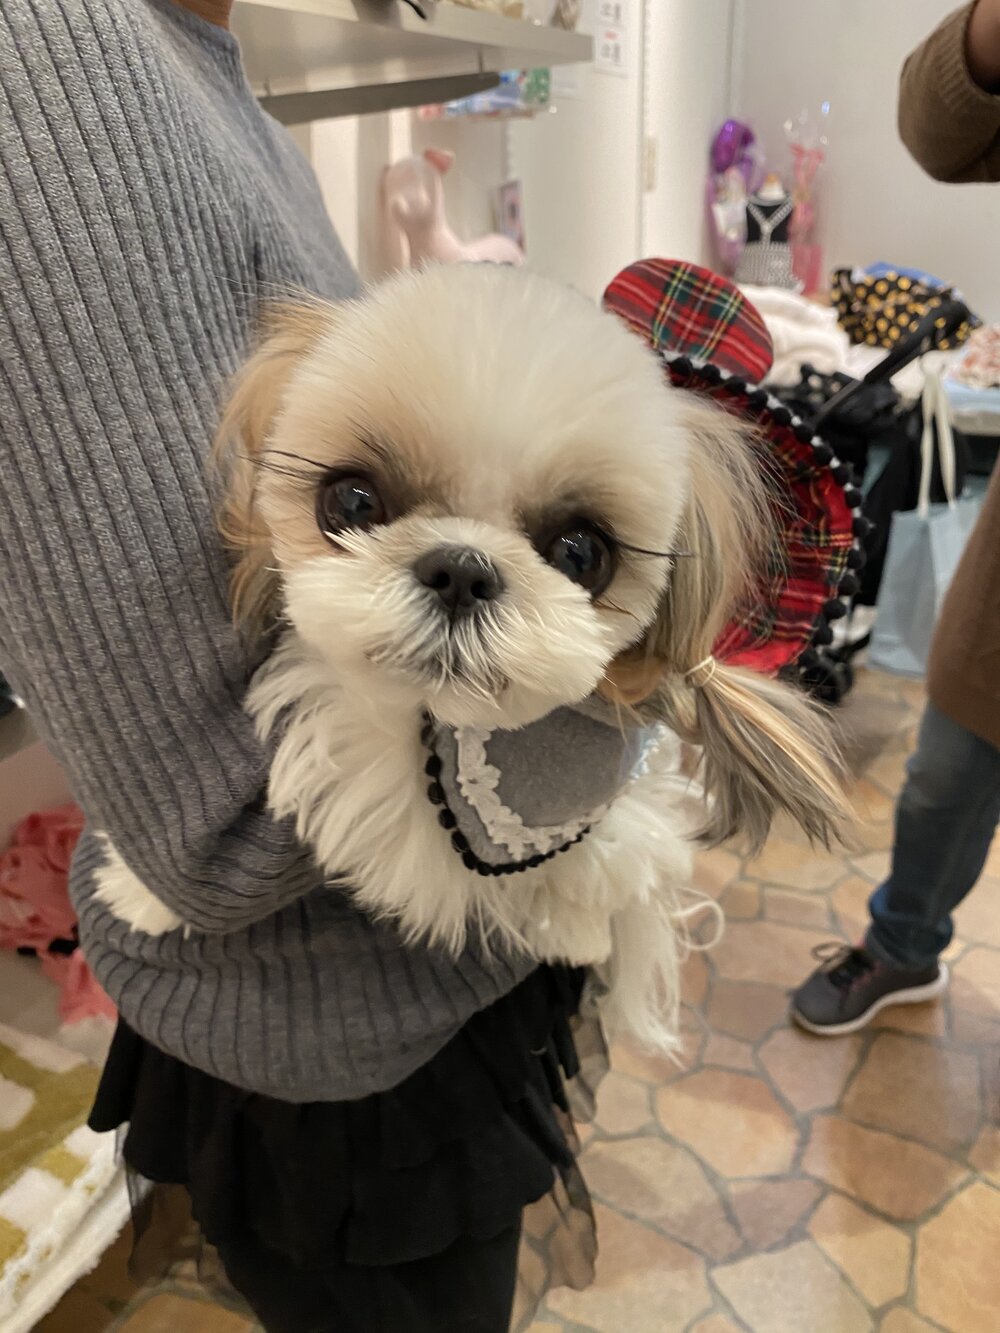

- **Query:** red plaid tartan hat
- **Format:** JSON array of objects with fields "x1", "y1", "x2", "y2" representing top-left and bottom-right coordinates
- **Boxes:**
[{"x1": 604, "y1": 259, "x2": 863, "y2": 677}]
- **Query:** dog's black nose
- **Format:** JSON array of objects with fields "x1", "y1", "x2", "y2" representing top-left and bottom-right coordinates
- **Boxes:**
[{"x1": 413, "y1": 546, "x2": 504, "y2": 616}]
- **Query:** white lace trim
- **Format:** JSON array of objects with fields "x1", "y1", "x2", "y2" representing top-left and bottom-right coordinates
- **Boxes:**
[{"x1": 454, "y1": 725, "x2": 613, "y2": 860}]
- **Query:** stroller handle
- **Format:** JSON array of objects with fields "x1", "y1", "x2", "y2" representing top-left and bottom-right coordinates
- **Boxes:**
[{"x1": 811, "y1": 297, "x2": 971, "y2": 433}]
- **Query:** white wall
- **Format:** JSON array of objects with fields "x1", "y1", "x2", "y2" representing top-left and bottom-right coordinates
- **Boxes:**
[
  {"x1": 733, "y1": 0, "x2": 1000, "y2": 318},
  {"x1": 643, "y1": 0, "x2": 735, "y2": 264},
  {"x1": 507, "y1": 0, "x2": 733, "y2": 299},
  {"x1": 507, "y1": 0, "x2": 646, "y2": 299},
  {"x1": 291, "y1": 111, "x2": 414, "y2": 279}
]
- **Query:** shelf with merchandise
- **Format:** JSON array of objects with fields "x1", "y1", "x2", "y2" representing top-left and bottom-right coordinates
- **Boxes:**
[
  {"x1": 232, "y1": 0, "x2": 591, "y2": 123},
  {"x1": 417, "y1": 64, "x2": 550, "y2": 120}
]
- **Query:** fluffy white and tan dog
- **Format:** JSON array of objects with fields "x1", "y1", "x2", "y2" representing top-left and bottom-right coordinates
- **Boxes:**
[{"x1": 104, "y1": 264, "x2": 846, "y2": 1050}]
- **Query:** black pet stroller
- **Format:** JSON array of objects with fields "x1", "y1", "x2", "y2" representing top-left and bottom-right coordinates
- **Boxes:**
[{"x1": 776, "y1": 298, "x2": 973, "y2": 705}]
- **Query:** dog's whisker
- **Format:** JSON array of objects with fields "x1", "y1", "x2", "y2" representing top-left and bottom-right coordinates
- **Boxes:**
[
  {"x1": 262, "y1": 449, "x2": 332, "y2": 471},
  {"x1": 596, "y1": 599, "x2": 637, "y2": 619},
  {"x1": 252, "y1": 459, "x2": 321, "y2": 485},
  {"x1": 618, "y1": 542, "x2": 697, "y2": 560}
]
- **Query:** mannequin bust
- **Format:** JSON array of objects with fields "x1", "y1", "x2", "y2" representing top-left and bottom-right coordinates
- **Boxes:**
[
  {"x1": 737, "y1": 172, "x2": 798, "y2": 289},
  {"x1": 747, "y1": 173, "x2": 794, "y2": 241}
]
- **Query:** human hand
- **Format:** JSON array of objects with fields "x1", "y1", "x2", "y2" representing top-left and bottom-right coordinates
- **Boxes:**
[{"x1": 966, "y1": 0, "x2": 1000, "y2": 90}]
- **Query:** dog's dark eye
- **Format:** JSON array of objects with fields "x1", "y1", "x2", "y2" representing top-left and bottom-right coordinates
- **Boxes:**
[
  {"x1": 317, "y1": 473, "x2": 387, "y2": 537},
  {"x1": 544, "y1": 526, "x2": 615, "y2": 596}
]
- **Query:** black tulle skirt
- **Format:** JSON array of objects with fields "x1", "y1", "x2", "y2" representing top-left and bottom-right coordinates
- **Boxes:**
[{"x1": 89, "y1": 964, "x2": 604, "y2": 1333}]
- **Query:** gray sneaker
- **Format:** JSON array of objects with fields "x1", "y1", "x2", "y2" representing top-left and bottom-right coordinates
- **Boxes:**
[{"x1": 791, "y1": 944, "x2": 948, "y2": 1036}]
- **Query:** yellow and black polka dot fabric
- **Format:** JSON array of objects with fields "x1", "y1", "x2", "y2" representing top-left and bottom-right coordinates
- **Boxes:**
[{"x1": 832, "y1": 268, "x2": 978, "y2": 351}]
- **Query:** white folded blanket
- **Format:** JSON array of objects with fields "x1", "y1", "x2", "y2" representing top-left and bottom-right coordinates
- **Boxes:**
[{"x1": 740, "y1": 285, "x2": 851, "y2": 387}]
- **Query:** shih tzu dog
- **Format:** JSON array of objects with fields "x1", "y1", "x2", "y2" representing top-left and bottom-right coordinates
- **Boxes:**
[{"x1": 204, "y1": 264, "x2": 848, "y2": 1049}]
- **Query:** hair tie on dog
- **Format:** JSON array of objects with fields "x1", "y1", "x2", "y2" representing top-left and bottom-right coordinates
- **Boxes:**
[{"x1": 686, "y1": 657, "x2": 718, "y2": 689}]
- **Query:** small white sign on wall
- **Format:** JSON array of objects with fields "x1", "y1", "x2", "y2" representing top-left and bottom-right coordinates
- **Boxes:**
[
  {"x1": 592, "y1": 0, "x2": 628, "y2": 77},
  {"x1": 596, "y1": 0, "x2": 626, "y2": 27},
  {"x1": 594, "y1": 24, "x2": 628, "y2": 76}
]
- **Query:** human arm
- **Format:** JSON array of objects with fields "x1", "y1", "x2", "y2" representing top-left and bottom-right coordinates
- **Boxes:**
[
  {"x1": 0, "y1": 1, "x2": 321, "y2": 932},
  {"x1": 899, "y1": 1, "x2": 1000, "y2": 182}
]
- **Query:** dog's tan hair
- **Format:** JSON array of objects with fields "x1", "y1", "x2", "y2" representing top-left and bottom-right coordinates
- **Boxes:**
[
  {"x1": 214, "y1": 301, "x2": 332, "y2": 636},
  {"x1": 601, "y1": 397, "x2": 850, "y2": 853}
]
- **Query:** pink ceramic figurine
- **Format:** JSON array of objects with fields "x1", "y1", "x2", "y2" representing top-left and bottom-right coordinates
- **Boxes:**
[{"x1": 380, "y1": 148, "x2": 525, "y2": 270}]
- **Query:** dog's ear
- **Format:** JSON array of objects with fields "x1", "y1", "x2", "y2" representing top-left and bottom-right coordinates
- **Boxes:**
[
  {"x1": 601, "y1": 396, "x2": 850, "y2": 852},
  {"x1": 214, "y1": 300, "x2": 333, "y2": 638}
]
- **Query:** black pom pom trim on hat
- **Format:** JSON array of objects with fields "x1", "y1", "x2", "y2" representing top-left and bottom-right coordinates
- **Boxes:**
[{"x1": 655, "y1": 356, "x2": 869, "y2": 695}]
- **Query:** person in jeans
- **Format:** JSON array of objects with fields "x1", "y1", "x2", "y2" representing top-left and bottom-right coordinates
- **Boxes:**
[{"x1": 793, "y1": 0, "x2": 1000, "y2": 1034}]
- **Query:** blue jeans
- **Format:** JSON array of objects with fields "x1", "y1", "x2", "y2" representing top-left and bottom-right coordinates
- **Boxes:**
[{"x1": 867, "y1": 703, "x2": 1000, "y2": 970}]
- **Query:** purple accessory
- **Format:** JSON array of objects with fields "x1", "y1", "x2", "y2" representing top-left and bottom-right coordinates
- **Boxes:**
[{"x1": 711, "y1": 120, "x2": 756, "y2": 183}]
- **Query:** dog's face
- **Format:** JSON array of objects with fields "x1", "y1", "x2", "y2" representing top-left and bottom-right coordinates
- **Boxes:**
[{"x1": 227, "y1": 265, "x2": 699, "y2": 729}]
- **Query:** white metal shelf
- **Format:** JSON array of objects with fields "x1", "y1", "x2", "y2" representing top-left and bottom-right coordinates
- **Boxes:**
[{"x1": 233, "y1": 0, "x2": 592, "y2": 121}]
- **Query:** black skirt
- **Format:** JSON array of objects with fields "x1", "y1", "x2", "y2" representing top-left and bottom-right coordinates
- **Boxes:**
[{"x1": 89, "y1": 964, "x2": 603, "y2": 1333}]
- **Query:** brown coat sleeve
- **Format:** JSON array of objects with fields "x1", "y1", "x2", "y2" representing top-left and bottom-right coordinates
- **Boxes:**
[
  {"x1": 927, "y1": 464, "x2": 1000, "y2": 751},
  {"x1": 899, "y1": 2, "x2": 1000, "y2": 182}
]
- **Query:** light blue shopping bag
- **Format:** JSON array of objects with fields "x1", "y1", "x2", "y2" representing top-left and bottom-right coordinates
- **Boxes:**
[{"x1": 869, "y1": 370, "x2": 982, "y2": 678}]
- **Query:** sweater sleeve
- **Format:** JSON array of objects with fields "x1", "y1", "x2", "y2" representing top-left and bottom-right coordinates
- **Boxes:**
[
  {"x1": 0, "y1": 1, "x2": 322, "y2": 932},
  {"x1": 899, "y1": 2, "x2": 1000, "y2": 183}
]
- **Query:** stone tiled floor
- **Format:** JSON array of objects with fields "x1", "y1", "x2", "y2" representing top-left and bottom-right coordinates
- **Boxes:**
[{"x1": 35, "y1": 670, "x2": 1000, "y2": 1332}]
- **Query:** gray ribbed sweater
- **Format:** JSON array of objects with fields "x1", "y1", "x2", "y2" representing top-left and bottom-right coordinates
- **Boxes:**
[{"x1": 0, "y1": 0, "x2": 530, "y2": 1101}]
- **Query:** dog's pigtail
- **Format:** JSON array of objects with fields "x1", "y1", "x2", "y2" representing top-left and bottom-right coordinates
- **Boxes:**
[{"x1": 682, "y1": 657, "x2": 848, "y2": 851}]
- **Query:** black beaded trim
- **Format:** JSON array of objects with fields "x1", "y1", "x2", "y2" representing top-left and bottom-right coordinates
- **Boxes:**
[
  {"x1": 420, "y1": 715, "x2": 590, "y2": 878},
  {"x1": 660, "y1": 351, "x2": 868, "y2": 682}
]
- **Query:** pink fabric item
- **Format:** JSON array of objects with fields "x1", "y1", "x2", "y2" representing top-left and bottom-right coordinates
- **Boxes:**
[
  {"x1": 0, "y1": 803, "x2": 115, "y2": 1023},
  {"x1": 0, "y1": 804, "x2": 82, "y2": 951},
  {"x1": 41, "y1": 951, "x2": 117, "y2": 1024}
]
